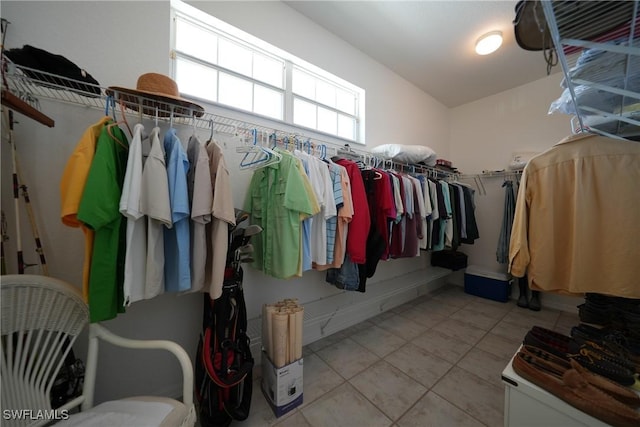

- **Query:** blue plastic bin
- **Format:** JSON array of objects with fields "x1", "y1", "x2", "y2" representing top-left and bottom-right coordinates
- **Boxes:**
[{"x1": 464, "y1": 265, "x2": 513, "y2": 303}]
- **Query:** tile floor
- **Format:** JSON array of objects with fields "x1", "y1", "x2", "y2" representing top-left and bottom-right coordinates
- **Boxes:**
[{"x1": 238, "y1": 284, "x2": 580, "y2": 427}]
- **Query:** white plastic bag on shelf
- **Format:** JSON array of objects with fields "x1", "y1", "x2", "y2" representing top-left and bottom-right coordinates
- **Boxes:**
[{"x1": 549, "y1": 83, "x2": 640, "y2": 116}]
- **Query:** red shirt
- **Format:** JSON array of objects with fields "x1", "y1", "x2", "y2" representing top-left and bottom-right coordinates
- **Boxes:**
[{"x1": 335, "y1": 159, "x2": 370, "y2": 264}]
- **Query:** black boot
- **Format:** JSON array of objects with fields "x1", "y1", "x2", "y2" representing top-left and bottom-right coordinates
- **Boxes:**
[
  {"x1": 529, "y1": 291, "x2": 541, "y2": 311},
  {"x1": 517, "y1": 277, "x2": 529, "y2": 308}
]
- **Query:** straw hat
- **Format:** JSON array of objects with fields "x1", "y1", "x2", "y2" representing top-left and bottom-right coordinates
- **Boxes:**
[{"x1": 107, "y1": 73, "x2": 204, "y2": 117}]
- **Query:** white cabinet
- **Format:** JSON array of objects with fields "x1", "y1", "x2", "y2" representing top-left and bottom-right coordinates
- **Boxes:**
[{"x1": 502, "y1": 351, "x2": 613, "y2": 427}]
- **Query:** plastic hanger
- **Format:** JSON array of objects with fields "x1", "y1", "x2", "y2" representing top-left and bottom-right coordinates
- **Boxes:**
[
  {"x1": 236, "y1": 129, "x2": 282, "y2": 170},
  {"x1": 192, "y1": 114, "x2": 198, "y2": 137},
  {"x1": 104, "y1": 97, "x2": 129, "y2": 150}
]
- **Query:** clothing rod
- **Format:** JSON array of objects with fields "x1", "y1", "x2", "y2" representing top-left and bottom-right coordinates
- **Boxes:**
[
  {"x1": 4, "y1": 61, "x2": 459, "y2": 179},
  {"x1": 459, "y1": 170, "x2": 523, "y2": 180}
]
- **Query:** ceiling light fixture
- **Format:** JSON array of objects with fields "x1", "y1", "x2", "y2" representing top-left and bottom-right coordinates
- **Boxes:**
[{"x1": 475, "y1": 31, "x2": 503, "y2": 55}]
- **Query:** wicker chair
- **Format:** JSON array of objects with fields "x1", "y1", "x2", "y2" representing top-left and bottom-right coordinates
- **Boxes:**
[{"x1": 1, "y1": 274, "x2": 196, "y2": 427}]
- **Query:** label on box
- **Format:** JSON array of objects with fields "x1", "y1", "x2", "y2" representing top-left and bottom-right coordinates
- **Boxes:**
[{"x1": 262, "y1": 353, "x2": 303, "y2": 417}]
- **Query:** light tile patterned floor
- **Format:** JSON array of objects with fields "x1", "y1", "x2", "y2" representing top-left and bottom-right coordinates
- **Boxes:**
[{"x1": 237, "y1": 284, "x2": 579, "y2": 427}]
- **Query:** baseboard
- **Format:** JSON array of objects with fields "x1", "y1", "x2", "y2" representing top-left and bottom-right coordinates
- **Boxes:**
[
  {"x1": 539, "y1": 294, "x2": 582, "y2": 314},
  {"x1": 247, "y1": 267, "x2": 451, "y2": 363}
]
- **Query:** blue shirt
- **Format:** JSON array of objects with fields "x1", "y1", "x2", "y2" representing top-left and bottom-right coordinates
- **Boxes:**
[
  {"x1": 298, "y1": 157, "x2": 313, "y2": 272},
  {"x1": 326, "y1": 163, "x2": 343, "y2": 264},
  {"x1": 163, "y1": 128, "x2": 191, "y2": 292}
]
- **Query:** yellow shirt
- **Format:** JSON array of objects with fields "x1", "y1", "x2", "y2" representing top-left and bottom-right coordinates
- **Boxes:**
[
  {"x1": 60, "y1": 116, "x2": 111, "y2": 300},
  {"x1": 509, "y1": 133, "x2": 640, "y2": 298}
]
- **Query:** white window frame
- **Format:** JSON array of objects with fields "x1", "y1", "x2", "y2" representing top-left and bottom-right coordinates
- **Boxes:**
[{"x1": 170, "y1": 0, "x2": 365, "y2": 144}]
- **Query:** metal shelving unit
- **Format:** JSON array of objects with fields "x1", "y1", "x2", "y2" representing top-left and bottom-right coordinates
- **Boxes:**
[
  {"x1": 2, "y1": 60, "x2": 461, "y2": 180},
  {"x1": 542, "y1": 0, "x2": 640, "y2": 140}
]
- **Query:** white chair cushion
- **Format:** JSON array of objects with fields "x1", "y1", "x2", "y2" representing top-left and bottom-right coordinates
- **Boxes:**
[{"x1": 56, "y1": 396, "x2": 188, "y2": 427}]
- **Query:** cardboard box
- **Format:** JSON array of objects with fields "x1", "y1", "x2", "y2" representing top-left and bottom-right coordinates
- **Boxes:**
[
  {"x1": 464, "y1": 265, "x2": 512, "y2": 302},
  {"x1": 261, "y1": 352, "x2": 303, "y2": 417}
]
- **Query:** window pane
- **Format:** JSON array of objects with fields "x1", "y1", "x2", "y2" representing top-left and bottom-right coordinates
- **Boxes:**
[
  {"x1": 336, "y1": 88, "x2": 356, "y2": 115},
  {"x1": 317, "y1": 107, "x2": 337, "y2": 135},
  {"x1": 253, "y1": 54, "x2": 284, "y2": 88},
  {"x1": 219, "y1": 38, "x2": 252, "y2": 77},
  {"x1": 292, "y1": 68, "x2": 315, "y2": 100},
  {"x1": 219, "y1": 73, "x2": 252, "y2": 111},
  {"x1": 316, "y1": 80, "x2": 336, "y2": 108},
  {"x1": 293, "y1": 98, "x2": 317, "y2": 129},
  {"x1": 176, "y1": 18, "x2": 218, "y2": 64},
  {"x1": 254, "y1": 85, "x2": 283, "y2": 120},
  {"x1": 338, "y1": 114, "x2": 356, "y2": 140},
  {"x1": 176, "y1": 58, "x2": 217, "y2": 101}
]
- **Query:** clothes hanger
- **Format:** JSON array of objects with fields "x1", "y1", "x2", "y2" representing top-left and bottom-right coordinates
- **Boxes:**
[
  {"x1": 207, "y1": 118, "x2": 214, "y2": 143},
  {"x1": 237, "y1": 129, "x2": 282, "y2": 170},
  {"x1": 104, "y1": 96, "x2": 129, "y2": 150}
]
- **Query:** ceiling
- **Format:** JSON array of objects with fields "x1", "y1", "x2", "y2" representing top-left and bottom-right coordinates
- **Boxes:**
[{"x1": 284, "y1": 1, "x2": 558, "y2": 107}]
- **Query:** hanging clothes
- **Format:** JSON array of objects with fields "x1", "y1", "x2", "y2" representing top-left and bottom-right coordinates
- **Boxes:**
[
  {"x1": 496, "y1": 180, "x2": 516, "y2": 264},
  {"x1": 430, "y1": 179, "x2": 445, "y2": 250},
  {"x1": 389, "y1": 172, "x2": 406, "y2": 258},
  {"x1": 325, "y1": 158, "x2": 370, "y2": 292},
  {"x1": 76, "y1": 123, "x2": 129, "y2": 323},
  {"x1": 204, "y1": 139, "x2": 235, "y2": 299},
  {"x1": 440, "y1": 180, "x2": 453, "y2": 249},
  {"x1": 448, "y1": 183, "x2": 461, "y2": 250},
  {"x1": 186, "y1": 134, "x2": 212, "y2": 294},
  {"x1": 296, "y1": 154, "x2": 314, "y2": 273},
  {"x1": 315, "y1": 163, "x2": 353, "y2": 271},
  {"x1": 450, "y1": 182, "x2": 467, "y2": 240},
  {"x1": 139, "y1": 127, "x2": 171, "y2": 299},
  {"x1": 333, "y1": 158, "x2": 370, "y2": 264},
  {"x1": 427, "y1": 179, "x2": 439, "y2": 250},
  {"x1": 244, "y1": 149, "x2": 319, "y2": 279},
  {"x1": 400, "y1": 175, "x2": 418, "y2": 258},
  {"x1": 60, "y1": 116, "x2": 111, "y2": 301},
  {"x1": 326, "y1": 254, "x2": 360, "y2": 291},
  {"x1": 509, "y1": 133, "x2": 640, "y2": 298},
  {"x1": 119, "y1": 123, "x2": 146, "y2": 306},
  {"x1": 295, "y1": 151, "x2": 336, "y2": 266},
  {"x1": 459, "y1": 184, "x2": 479, "y2": 244},
  {"x1": 323, "y1": 161, "x2": 344, "y2": 266},
  {"x1": 361, "y1": 168, "x2": 394, "y2": 263},
  {"x1": 418, "y1": 175, "x2": 433, "y2": 250},
  {"x1": 163, "y1": 128, "x2": 191, "y2": 292},
  {"x1": 358, "y1": 168, "x2": 392, "y2": 287},
  {"x1": 411, "y1": 176, "x2": 427, "y2": 252}
]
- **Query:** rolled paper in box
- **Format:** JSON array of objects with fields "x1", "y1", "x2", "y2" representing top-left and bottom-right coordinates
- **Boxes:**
[
  {"x1": 273, "y1": 312, "x2": 288, "y2": 368},
  {"x1": 294, "y1": 307, "x2": 303, "y2": 360}
]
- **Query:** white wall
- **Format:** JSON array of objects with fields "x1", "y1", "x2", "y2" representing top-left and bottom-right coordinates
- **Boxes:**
[
  {"x1": 448, "y1": 73, "x2": 583, "y2": 312},
  {"x1": 1, "y1": 1, "x2": 451, "y2": 403},
  {"x1": 190, "y1": 1, "x2": 451, "y2": 156}
]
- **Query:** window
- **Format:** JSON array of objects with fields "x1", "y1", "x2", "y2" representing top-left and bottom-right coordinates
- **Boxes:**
[{"x1": 170, "y1": 0, "x2": 365, "y2": 143}]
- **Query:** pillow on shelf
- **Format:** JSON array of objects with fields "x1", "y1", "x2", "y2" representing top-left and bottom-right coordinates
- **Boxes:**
[{"x1": 370, "y1": 144, "x2": 437, "y2": 166}]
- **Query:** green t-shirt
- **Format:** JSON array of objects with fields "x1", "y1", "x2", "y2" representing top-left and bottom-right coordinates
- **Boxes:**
[{"x1": 77, "y1": 123, "x2": 129, "y2": 322}]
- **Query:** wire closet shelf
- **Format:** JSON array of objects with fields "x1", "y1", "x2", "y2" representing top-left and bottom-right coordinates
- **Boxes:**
[
  {"x1": 2, "y1": 60, "x2": 463, "y2": 179},
  {"x1": 541, "y1": 0, "x2": 640, "y2": 140}
]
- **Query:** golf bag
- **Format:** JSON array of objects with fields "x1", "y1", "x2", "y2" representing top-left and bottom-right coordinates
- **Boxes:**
[{"x1": 195, "y1": 213, "x2": 258, "y2": 427}]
